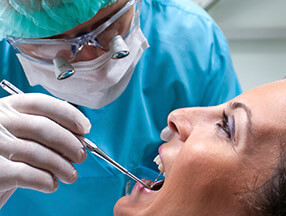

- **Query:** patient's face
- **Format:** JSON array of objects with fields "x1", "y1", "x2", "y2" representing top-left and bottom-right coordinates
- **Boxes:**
[{"x1": 114, "y1": 80, "x2": 286, "y2": 216}]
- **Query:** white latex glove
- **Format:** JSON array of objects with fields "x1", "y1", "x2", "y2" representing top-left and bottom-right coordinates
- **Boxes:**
[{"x1": 0, "y1": 93, "x2": 91, "y2": 208}]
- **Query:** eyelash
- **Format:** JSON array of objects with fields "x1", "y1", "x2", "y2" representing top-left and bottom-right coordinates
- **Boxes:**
[{"x1": 217, "y1": 111, "x2": 231, "y2": 139}]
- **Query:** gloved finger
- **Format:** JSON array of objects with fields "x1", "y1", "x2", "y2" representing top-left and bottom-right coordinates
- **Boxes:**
[
  {"x1": 1, "y1": 135, "x2": 79, "y2": 184},
  {"x1": 0, "y1": 156, "x2": 58, "y2": 193},
  {"x1": 5, "y1": 93, "x2": 91, "y2": 135},
  {"x1": 1, "y1": 111, "x2": 86, "y2": 164}
]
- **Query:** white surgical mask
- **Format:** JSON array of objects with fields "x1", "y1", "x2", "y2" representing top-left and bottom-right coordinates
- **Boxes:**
[{"x1": 17, "y1": 24, "x2": 149, "y2": 109}]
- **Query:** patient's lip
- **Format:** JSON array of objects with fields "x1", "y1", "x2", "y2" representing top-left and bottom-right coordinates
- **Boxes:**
[
  {"x1": 160, "y1": 126, "x2": 174, "y2": 142},
  {"x1": 133, "y1": 179, "x2": 155, "y2": 194}
]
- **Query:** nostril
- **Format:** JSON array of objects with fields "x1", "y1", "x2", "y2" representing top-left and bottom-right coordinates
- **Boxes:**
[
  {"x1": 169, "y1": 121, "x2": 179, "y2": 134},
  {"x1": 168, "y1": 117, "x2": 192, "y2": 142},
  {"x1": 167, "y1": 109, "x2": 193, "y2": 142}
]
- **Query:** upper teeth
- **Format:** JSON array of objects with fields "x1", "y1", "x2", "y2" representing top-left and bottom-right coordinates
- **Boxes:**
[{"x1": 154, "y1": 154, "x2": 165, "y2": 173}]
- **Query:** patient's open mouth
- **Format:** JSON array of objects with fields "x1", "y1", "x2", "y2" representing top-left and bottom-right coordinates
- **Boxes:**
[
  {"x1": 142, "y1": 179, "x2": 165, "y2": 191},
  {"x1": 145, "y1": 154, "x2": 166, "y2": 191},
  {"x1": 133, "y1": 154, "x2": 166, "y2": 192},
  {"x1": 150, "y1": 179, "x2": 164, "y2": 190}
]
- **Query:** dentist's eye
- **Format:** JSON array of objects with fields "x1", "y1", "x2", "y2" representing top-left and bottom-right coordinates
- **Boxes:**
[{"x1": 217, "y1": 111, "x2": 235, "y2": 141}]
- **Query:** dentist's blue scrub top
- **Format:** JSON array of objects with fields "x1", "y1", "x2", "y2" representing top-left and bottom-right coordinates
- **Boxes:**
[{"x1": 0, "y1": 0, "x2": 242, "y2": 215}]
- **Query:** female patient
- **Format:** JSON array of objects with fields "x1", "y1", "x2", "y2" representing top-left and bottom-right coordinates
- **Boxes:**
[{"x1": 114, "y1": 79, "x2": 286, "y2": 216}]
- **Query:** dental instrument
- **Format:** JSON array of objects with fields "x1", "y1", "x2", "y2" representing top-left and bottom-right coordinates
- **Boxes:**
[{"x1": 0, "y1": 79, "x2": 152, "y2": 189}]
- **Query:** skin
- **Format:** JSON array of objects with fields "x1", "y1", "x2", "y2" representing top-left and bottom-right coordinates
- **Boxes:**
[{"x1": 114, "y1": 80, "x2": 286, "y2": 216}]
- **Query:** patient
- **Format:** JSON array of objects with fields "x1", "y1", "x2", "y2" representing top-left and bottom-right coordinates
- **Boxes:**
[{"x1": 114, "y1": 80, "x2": 286, "y2": 216}]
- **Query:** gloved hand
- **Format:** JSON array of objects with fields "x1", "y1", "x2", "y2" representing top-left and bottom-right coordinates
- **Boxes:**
[{"x1": 0, "y1": 93, "x2": 91, "y2": 208}]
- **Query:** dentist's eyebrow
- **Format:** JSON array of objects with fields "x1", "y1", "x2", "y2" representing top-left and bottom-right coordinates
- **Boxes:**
[{"x1": 229, "y1": 101, "x2": 253, "y2": 135}]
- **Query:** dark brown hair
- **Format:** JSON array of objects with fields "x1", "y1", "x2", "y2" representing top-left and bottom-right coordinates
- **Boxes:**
[{"x1": 248, "y1": 151, "x2": 286, "y2": 216}]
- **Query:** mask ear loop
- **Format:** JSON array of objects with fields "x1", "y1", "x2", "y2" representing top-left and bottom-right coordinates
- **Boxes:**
[{"x1": 53, "y1": 57, "x2": 75, "y2": 80}]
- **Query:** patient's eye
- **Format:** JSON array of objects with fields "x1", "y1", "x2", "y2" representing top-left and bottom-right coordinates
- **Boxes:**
[{"x1": 217, "y1": 111, "x2": 235, "y2": 142}]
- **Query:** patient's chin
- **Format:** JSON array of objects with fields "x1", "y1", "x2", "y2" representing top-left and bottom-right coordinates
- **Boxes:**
[
  {"x1": 114, "y1": 196, "x2": 136, "y2": 216},
  {"x1": 114, "y1": 192, "x2": 151, "y2": 216}
]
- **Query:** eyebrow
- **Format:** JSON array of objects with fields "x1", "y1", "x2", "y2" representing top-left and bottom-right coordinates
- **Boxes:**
[{"x1": 229, "y1": 102, "x2": 253, "y2": 135}]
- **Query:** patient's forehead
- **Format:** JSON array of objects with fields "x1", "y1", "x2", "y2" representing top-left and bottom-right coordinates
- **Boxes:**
[
  {"x1": 234, "y1": 80, "x2": 286, "y2": 140},
  {"x1": 235, "y1": 80, "x2": 286, "y2": 111}
]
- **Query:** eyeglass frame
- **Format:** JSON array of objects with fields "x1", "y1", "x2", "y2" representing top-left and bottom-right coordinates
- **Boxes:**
[{"x1": 7, "y1": 0, "x2": 141, "y2": 65}]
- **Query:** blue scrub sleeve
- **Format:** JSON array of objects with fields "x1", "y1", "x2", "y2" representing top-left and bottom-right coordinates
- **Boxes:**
[
  {"x1": 0, "y1": 39, "x2": 49, "y2": 97},
  {"x1": 200, "y1": 23, "x2": 242, "y2": 106}
]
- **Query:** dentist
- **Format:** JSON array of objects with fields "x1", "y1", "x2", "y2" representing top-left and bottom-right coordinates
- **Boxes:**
[{"x1": 0, "y1": 0, "x2": 241, "y2": 215}]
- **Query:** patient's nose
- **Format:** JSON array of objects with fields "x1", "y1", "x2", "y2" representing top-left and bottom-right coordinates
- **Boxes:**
[
  {"x1": 167, "y1": 108, "x2": 194, "y2": 142},
  {"x1": 167, "y1": 107, "x2": 214, "y2": 142}
]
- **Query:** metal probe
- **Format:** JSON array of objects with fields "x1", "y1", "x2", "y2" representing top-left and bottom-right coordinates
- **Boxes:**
[{"x1": 0, "y1": 79, "x2": 151, "y2": 189}]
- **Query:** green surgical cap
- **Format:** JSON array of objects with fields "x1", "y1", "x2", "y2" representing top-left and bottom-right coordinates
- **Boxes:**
[{"x1": 0, "y1": 0, "x2": 117, "y2": 39}]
